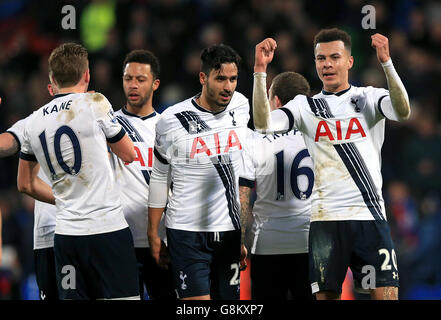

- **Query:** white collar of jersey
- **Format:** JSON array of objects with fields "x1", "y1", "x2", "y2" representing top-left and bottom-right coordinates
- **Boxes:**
[
  {"x1": 191, "y1": 93, "x2": 228, "y2": 115},
  {"x1": 121, "y1": 106, "x2": 156, "y2": 120},
  {"x1": 321, "y1": 85, "x2": 352, "y2": 97}
]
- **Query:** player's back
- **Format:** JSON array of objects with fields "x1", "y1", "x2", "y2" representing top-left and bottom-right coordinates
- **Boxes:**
[
  {"x1": 242, "y1": 129, "x2": 313, "y2": 254},
  {"x1": 23, "y1": 92, "x2": 128, "y2": 236}
]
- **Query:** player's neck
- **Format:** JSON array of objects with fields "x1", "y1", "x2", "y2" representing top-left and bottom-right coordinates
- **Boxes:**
[
  {"x1": 196, "y1": 95, "x2": 225, "y2": 113},
  {"x1": 323, "y1": 82, "x2": 350, "y2": 95},
  {"x1": 57, "y1": 85, "x2": 87, "y2": 94},
  {"x1": 125, "y1": 103, "x2": 154, "y2": 117}
]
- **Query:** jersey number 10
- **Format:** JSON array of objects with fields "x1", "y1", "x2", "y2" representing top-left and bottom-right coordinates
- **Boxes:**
[
  {"x1": 275, "y1": 149, "x2": 313, "y2": 201},
  {"x1": 39, "y1": 125, "x2": 82, "y2": 180}
]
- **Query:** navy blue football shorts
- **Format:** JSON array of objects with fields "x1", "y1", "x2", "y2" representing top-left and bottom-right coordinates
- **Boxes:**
[
  {"x1": 309, "y1": 220, "x2": 399, "y2": 295},
  {"x1": 166, "y1": 228, "x2": 241, "y2": 299},
  {"x1": 54, "y1": 227, "x2": 140, "y2": 300}
]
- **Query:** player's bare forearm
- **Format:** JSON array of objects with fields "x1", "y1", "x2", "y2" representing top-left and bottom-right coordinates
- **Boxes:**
[
  {"x1": 147, "y1": 206, "x2": 165, "y2": 264},
  {"x1": 239, "y1": 186, "x2": 252, "y2": 244},
  {"x1": 0, "y1": 133, "x2": 19, "y2": 158},
  {"x1": 17, "y1": 160, "x2": 55, "y2": 204},
  {"x1": 372, "y1": 33, "x2": 410, "y2": 121}
]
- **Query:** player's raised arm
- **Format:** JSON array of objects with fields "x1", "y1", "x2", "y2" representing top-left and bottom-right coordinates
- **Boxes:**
[
  {"x1": 253, "y1": 38, "x2": 276, "y2": 131},
  {"x1": 371, "y1": 33, "x2": 411, "y2": 121},
  {"x1": 253, "y1": 39, "x2": 293, "y2": 134}
]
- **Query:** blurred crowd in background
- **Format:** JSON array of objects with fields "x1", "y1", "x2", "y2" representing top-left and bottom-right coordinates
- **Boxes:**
[{"x1": 0, "y1": 0, "x2": 440, "y2": 300}]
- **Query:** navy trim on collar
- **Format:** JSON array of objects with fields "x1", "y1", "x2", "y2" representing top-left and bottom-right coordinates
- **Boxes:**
[
  {"x1": 53, "y1": 93, "x2": 73, "y2": 99},
  {"x1": 191, "y1": 93, "x2": 227, "y2": 115},
  {"x1": 321, "y1": 85, "x2": 352, "y2": 96},
  {"x1": 121, "y1": 106, "x2": 157, "y2": 120}
]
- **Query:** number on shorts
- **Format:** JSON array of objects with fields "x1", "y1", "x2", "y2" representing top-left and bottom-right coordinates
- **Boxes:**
[
  {"x1": 230, "y1": 263, "x2": 240, "y2": 286},
  {"x1": 378, "y1": 248, "x2": 398, "y2": 271}
]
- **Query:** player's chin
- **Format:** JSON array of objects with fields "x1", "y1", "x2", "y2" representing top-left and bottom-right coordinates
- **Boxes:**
[{"x1": 217, "y1": 98, "x2": 232, "y2": 107}]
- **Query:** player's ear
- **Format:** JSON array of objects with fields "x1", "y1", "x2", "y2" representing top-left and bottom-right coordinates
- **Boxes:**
[
  {"x1": 348, "y1": 55, "x2": 354, "y2": 70},
  {"x1": 84, "y1": 68, "x2": 90, "y2": 85},
  {"x1": 274, "y1": 95, "x2": 283, "y2": 109},
  {"x1": 152, "y1": 79, "x2": 160, "y2": 91},
  {"x1": 199, "y1": 72, "x2": 207, "y2": 86},
  {"x1": 47, "y1": 84, "x2": 54, "y2": 96}
]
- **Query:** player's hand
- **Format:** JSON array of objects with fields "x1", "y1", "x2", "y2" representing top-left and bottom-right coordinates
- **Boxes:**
[
  {"x1": 158, "y1": 240, "x2": 170, "y2": 270},
  {"x1": 371, "y1": 33, "x2": 390, "y2": 64},
  {"x1": 239, "y1": 244, "x2": 248, "y2": 271},
  {"x1": 254, "y1": 38, "x2": 277, "y2": 73},
  {"x1": 148, "y1": 234, "x2": 162, "y2": 265}
]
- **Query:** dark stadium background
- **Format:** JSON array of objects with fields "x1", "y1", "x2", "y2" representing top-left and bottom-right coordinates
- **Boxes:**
[{"x1": 0, "y1": 0, "x2": 440, "y2": 300}]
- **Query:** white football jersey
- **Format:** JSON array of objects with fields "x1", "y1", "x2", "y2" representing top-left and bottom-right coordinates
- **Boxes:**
[
  {"x1": 7, "y1": 117, "x2": 56, "y2": 249},
  {"x1": 240, "y1": 128, "x2": 313, "y2": 254},
  {"x1": 110, "y1": 107, "x2": 158, "y2": 247},
  {"x1": 271, "y1": 85, "x2": 392, "y2": 222},
  {"x1": 153, "y1": 92, "x2": 250, "y2": 232},
  {"x1": 20, "y1": 92, "x2": 128, "y2": 236}
]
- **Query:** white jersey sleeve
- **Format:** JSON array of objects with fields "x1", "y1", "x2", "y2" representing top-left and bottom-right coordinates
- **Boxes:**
[
  {"x1": 6, "y1": 117, "x2": 28, "y2": 149},
  {"x1": 239, "y1": 129, "x2": 257, "y2": 186},
  {"x1": 91, "y1": 94, "x2": 126, "y2": 142}
]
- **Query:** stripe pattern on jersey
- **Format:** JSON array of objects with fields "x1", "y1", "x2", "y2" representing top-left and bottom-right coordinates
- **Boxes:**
[
  {"x1": 334, "y1": 142, "x2": 384, "y2": 220},
  {"x1": 211, "y1": 154, "x2": 240, "y2": 230},
  {"x1": 116, "y1": 116, "x2": 144, "y2": 142},
  {"x1": 174, "y1": 111, "x2": 211, "y2": 134},
  {"x1": 307, "y1": 97, "x2": 334, "y2": 119}
]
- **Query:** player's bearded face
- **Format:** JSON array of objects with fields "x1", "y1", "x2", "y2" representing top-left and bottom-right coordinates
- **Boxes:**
[
  {"x1": 204, "y1": 63, "x2": 238, "y2": 108},
  {"x1": 314, "y1": 40, "x2": 353, "y2": 92},
  {"x1": 123, "y1": 62, "x2": 156, "y2": 108}
]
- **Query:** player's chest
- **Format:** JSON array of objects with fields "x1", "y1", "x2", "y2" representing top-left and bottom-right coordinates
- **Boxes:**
[
  {"x1": 117, "y1": 116, "x2": 156, "y2": 168},
  {"x1": 175, "y1": 124, "x2": 247, "y2": 160},
  {"x1": 305, "y1": 102, "x2": 370, "y2": 144}
]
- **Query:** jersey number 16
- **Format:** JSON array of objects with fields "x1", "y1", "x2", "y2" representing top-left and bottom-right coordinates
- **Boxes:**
[{"x1": 275, "y1": 149, "x2": 313, "y2": 201}]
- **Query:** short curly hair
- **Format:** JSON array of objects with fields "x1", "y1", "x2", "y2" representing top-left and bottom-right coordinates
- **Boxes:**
[{"x1": 200, "y1": 44, "x2": 241, "y2": 75}]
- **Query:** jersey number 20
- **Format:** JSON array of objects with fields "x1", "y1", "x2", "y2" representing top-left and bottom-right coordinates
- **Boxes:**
[
  {"x1": 39, "y1": 126, "x2": 82, "y2": 180},
  {"x1": 275, "y1": 149, "x2": 313, "y2": 201}
]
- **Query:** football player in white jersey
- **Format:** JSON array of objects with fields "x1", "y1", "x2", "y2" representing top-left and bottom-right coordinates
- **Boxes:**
[
  {"x1": 148, "y1": 44, "x2": 249, "y2": 300},
  {"x1": 253, "y1": 29, "x2": 411, "y2": 300},
  {"x1": 239, "y1": 72, "x2": 314, "y2": 300},
  {"x1": 1, "y1": 86, "x2": 59, "y2": 300},
  {"x1": 110, "y1": 49, "x2": 175, "y2": 300},
  {"x1": 17, "y1": 43, "x2": 140, "y2": 300}
]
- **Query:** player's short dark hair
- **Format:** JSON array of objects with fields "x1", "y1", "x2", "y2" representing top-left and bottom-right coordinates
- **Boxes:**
[
  {"x1": 270, "y1": 72, "x2": 311, "y2": 105},
  {"x1": 48, "y1": 43, "x2": 88, "y2": 88},
  {"x1": 313, "y1": 28, "x2": 352, "y2": 53},
  {"x1": 200, "y1": 44, "x2": 241, "y2": 75},
  {"x1": 123, "y1": 49, "x2": 160, "y2": 79}
]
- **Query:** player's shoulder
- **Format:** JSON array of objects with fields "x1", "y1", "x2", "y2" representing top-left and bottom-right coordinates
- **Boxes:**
[
  {"x1": 229, "y1": 91, "x2": 250, "y2": 111},
  {"x1": 282, "y1": 94, "x2": 309, "y2": 110},
  {"x1": 155, "y1": 96, "x2": 194, "y2": 133}
]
